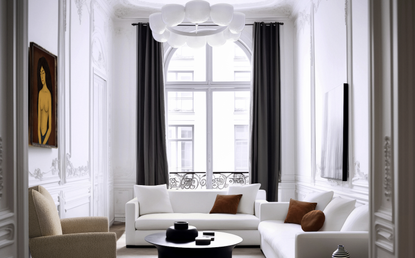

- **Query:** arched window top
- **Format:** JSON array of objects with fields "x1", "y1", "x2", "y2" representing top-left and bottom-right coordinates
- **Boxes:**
[{"x1": 164, "y1": 40, "x2": 252, "y2": 84}]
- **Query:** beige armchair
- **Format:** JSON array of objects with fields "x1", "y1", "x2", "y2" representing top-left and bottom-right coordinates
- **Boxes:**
[{"x1": 29, "y1": 185, "x2": 117, "y2": 258}]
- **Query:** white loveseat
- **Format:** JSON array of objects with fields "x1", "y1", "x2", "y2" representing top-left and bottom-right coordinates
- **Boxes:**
[
  {"x1": 258, "y1": 191, "x2": 369, "y2": 258},
  {"x1": 125, "y1": 185, "x2": 266, "y2": 247}
]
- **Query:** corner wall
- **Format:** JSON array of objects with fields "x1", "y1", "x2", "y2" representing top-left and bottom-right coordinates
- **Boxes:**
[{"x1": 292, "y1": 0, "x2": 370, "y2": 203}]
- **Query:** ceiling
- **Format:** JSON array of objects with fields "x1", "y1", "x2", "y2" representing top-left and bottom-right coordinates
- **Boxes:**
[{"x1": 109, "y1": 0, "x2": 296, "y2": 20}]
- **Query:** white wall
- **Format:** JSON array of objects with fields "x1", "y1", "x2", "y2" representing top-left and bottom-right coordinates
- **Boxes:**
[
  {"x1": 28, "y1": 0, "x2": 114, "y2": 222},
  {"x1": 292, "y1": 0, "x2": 370, "y2": 203}
]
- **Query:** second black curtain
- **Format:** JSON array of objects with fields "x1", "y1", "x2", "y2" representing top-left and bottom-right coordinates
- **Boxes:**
[{"x1": 250, "y1": 22, "x2": 281, "y2": 202}]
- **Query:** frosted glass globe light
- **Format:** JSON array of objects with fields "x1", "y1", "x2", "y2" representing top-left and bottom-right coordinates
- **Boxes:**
[
  {"x1": 228, "y1": 12, "x2": 245, "y2": 34},
  {"x1": 185, "y1": 0, "x2": 210, "y2": 24},
  {"x1": 162, "y1": 4, "x2": 185, "y2": 27},
  {"x1": 223, "y1": 28, "x2": 241, "y2": 42},
  {"x1": 210, "y1": 4, "x2": 234, "y2": 26},
  {"x1": 152, "y1": 30, "x2": 170, "y2": 43},
  {"x1": 168, "y1": 33, "x2": 187, "y2": 48},
  {"x1": 207, "y1": 32, "x2": 226, "y2": 47},
  {"x1": 149, "y1": 13, "x2": 166, "y2": 34},
  {"x1": 186, "y1": 35, "x2": 207, "y2": 49}
]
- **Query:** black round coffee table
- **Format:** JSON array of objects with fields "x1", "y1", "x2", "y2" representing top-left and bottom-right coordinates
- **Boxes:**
[{"x1": 145, "y1": 231, "x2": 243, "y2": 258}]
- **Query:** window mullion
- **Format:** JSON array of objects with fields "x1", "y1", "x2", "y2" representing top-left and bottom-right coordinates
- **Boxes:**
[{"x1": 206, "y1": 88, "x2": 213, "y2": 189}]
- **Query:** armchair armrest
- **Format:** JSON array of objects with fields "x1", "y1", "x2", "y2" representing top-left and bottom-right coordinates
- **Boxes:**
[
  {"x1": 259, "y1": 202, "x2": 290, "y2": 221},
  {"x1": 295, "y1": 231, "x2": 369, "y2": 258},
  {"x1": 61, "y1": 217, "x2": 109, "y2": 234},
  {"x1": 29, "y1": 232, "x2": 117, "y2": 258}
]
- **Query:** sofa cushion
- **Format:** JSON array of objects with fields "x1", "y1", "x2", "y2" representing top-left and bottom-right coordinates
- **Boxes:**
[
  {"x1": 135, "y1": 213, "x2": 259, "y2": 230},
  {"x1": 227, "y1": 183, "x2": 261, "y2": 214},
  {"x1": 284, "y1": 199, "x2": 317, "y2": 224},
  {"x1": 303, "y1": 191, "x2": 334, "y2": 211},
  {"x1": 321, "y1": 197, "x2": 356, "y2": 231},
  {"x1": 169, "y1": 190, "x2": 226, "y2": 213},
  {"x1": 134, "y1": 184, "x2": 173, "y2": 215},
  {"x1": 259, "y1": 220, "x2": 299, "y2": 258},
  {"x1": 341, "y1": 205, "x2": 369, "y2": 231},
  {"x1": 301, "y1": 210, "x2": 325, "y2": 231},
  {"x1": 210, "y1": 194, "x2": 243, "y2": 214},
  {"x1": 29, "y1": 186, "x2": 62, "y2": 238}
]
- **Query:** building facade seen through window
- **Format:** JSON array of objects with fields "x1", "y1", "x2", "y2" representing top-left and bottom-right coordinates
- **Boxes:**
[{"x1": 166, "y1": 41, "x2": 251, "y2": 190}]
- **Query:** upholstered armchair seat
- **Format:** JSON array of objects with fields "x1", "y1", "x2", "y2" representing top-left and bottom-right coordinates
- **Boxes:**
[{"x1": 29, "y1": 185, "x2": 117, "y2": 258}]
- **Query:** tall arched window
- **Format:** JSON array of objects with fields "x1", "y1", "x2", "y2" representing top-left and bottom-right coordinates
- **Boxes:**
[{"x1": 165, "y1": 41, "x2": 252, "y2": 189}]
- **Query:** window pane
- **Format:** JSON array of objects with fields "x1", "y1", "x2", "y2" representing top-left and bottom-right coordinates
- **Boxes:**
[
  {"x1": 168, "y1": 92, "x2": 194, "y2": 112},
  {"x1": 234, "y1": 91, "x2": 250, "y2": 112},
  {"x1": 212, "y1": 42, "x2": 251, "y2": 82},
  {"x1": 167, "y1": 92, "x2": 206, "y2": 173},
  {"x1": 235, "y1": 125, "x2": 249, "y2": 171},
  {"x1": 212, "y1": 91, "x2": 250, "y2": 171},
  {"x1": 167, "y1": 45, "x2": 206, "y2": 82}
]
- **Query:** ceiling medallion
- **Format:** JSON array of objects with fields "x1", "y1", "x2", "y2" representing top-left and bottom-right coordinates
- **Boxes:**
[{"x1": 149, "y1": 0, "x2": 245, "y2": 48}]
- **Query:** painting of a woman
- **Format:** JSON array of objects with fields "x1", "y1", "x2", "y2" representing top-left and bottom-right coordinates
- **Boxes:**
[
  {"x1": 29, "y1": 42, "x2": 57, "y2": 148},
  {"x1": 37, "y1": 57, "x2": 52, "y2": 145}
]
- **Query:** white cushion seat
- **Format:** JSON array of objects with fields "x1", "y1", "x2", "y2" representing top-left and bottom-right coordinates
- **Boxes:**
[
  {"x1": 258, "y1": 220, "x2": 298, "y2": 258},
  {"x1": 135, "y1": 213, "x2": 260, "y2": 230}
]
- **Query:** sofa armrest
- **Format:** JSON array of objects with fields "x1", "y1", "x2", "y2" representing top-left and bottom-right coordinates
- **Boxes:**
[
  {"x1": 255, "y1": 200, "x2": 267, "y2": 217},
  {"x1": 61, "y1": 217, "x2": 109, "y2": 234},
  {"x1": 125, "y1": 198, "x2": 140, "y2": 235},
  {"x1": 259, "y1": 202, "x2": 289, "y2": 221},
  {"x1": 295, "y1": 231, "x2": 369, "y2": 258},
  {"x1": 29, "y1": 232, "x2": 117, "y2": 258}
]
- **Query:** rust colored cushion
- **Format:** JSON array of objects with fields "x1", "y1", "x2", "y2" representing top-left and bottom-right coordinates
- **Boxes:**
[
  {"x1": 301, "y1": 210, "x2": 326, "y2": 231},
  {"x1": 209, "y1": 194, "x2": 243, "y2": 214},
  {"x1": 284, "y1": 199, "x2": 317, "y2": 224}
]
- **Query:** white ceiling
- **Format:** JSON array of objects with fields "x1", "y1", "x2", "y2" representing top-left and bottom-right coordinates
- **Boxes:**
[{"x1": 109, "y1": 0, "x2": 295, "y2": 20}]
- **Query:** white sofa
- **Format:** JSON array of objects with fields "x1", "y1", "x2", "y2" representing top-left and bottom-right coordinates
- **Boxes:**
[
  {"x1": 125, "y1": 187, "x2": 266, "y2": 247},
  {"x1": 258, "y1": 191, "x2": 369, "y2": 258}
]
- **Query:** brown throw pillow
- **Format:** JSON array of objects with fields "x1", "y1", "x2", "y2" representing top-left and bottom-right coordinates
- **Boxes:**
[
  {"x1": 284, "y1": 199, "x2": 317, "y2": 224},
  {"x1": 209, "y1": 194, "x2": 243, "y2": 214},
  {"x1": 301, "y1": 210, "x2": 325, "y2": 231}
]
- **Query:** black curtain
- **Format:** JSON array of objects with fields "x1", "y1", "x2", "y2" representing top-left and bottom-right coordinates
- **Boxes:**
[
  {"x1": 250, "y1": 22, "x2": 281, "y2": 202},
  {"x1": 135, "y1": 23, "x2": 169, "y2": 185}
]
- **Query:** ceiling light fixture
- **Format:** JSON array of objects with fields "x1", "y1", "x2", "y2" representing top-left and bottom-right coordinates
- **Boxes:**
[{"x1": 149, "y1": 0, "x2": 245, "y2": 48}]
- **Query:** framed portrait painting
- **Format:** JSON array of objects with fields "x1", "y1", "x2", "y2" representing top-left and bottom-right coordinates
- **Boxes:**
[
  {"x1": 319, "y1": 83, "x2": 348, "y2": 181},
  {"x1": 29, "y1": 42, "x2": 58, "y2": 148}
]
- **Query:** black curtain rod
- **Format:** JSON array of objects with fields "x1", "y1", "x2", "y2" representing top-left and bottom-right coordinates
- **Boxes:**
[{"x1": 132, "y1": 22, "x2": 283, "y2": 26}]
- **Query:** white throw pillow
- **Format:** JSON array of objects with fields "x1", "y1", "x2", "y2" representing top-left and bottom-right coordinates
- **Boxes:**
[
  {"x1": 340, "y1": 205, "x2": 369, "y2": 231},
  {"x1": 134, "y1": 184, "x2": 173, "y2": 215},
  {"x1": 303, "y1": 191, "x2": 334, "y2": 211},
  {"x1": 320, "y1": 197, "x2": 356, "y2": 231},
  {"x1": 227, "y1": 184, "x2": 261, "y2": 214}
]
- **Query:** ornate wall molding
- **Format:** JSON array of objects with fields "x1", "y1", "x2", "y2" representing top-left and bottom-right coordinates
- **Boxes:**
[
  {"x1": 28, "y1": 158, "x2": 59, "y2": 181},
  {"x1": 63, "y1": 0, "x2": 67, "y2": 31},
  {"x1": 75, "y1": 0, "x2": 86, "y2": 25},
  {"x1": 65, "y1": 153, "x2": 89, "y2": 179},
  {"x1": 352, "y1": 161, "x2": 369, "y2": 181},
  {"x1": 375, "y1": 222, "x2": 394, "y2": 253},
  {"x1": 294, "y1": 9, "x2": 311, "y2": 32},
  {"x1": 0, "y1": 222, "x2": 14, "y2": 249},
  {"x1": 383, "y1": 136, "x2": 392, "y2": 200},
  {"x1": 0, "y1": 137, "x2": 3, "y2": 199},
  {"x1": 92, "y1": 37, "x2": 107, "y2": 70}
]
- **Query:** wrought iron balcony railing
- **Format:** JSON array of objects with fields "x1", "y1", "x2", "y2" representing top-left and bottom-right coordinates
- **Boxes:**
[{"x1": 169, "y1": 172, "x2": 250, "y2": 190}]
